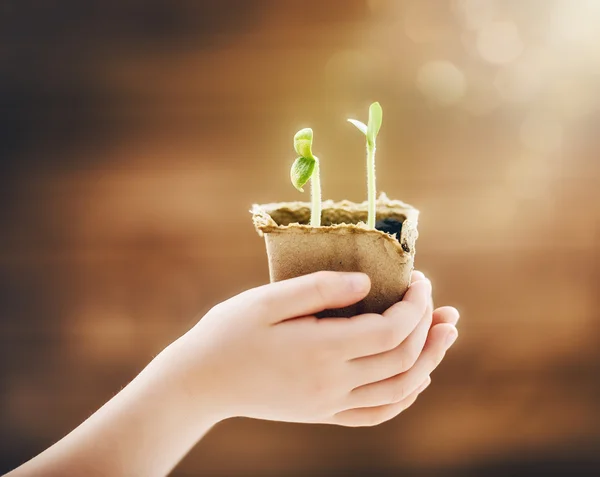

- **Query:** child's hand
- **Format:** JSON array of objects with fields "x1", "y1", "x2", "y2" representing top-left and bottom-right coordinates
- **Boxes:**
[
  {"x1": 167, "y1": 271, "x2": 458, "y2": 428},
  {"x1": 7, "y1": 271, "x2": 459, "y2": 477}
]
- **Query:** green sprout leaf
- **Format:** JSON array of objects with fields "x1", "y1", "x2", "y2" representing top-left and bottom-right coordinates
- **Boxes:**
[
  {"x1": 367, "y1": 101, "x2": 383, "y2": 147},
  {"x1": 348, "y1": 102, "x2": 383, "y2": 229},
  {"x1": 293, "y1": 127, "x2": 314, "y2": 159},
  {"x1": 290, "y1": 156, "x2": 316, "y2": 192},
  {"x1": 290, "y1": 127, "x2": 322, "y2": 226},
  {"x1": 347, "y1": 119, "x2": 368, "y2": 136}
]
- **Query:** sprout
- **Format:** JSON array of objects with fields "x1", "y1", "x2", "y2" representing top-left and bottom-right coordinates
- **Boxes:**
[
  {"x1": 291, "y1": 128, "x2": 321, "y2": 227},
  {"x1": 348, "y1": 102, "x2": 383, "y2": 229}
]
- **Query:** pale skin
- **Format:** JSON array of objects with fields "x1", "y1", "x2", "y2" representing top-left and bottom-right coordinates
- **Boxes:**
[{"x1": 7, "y1": 270, "x2": 459, "y2": 477}]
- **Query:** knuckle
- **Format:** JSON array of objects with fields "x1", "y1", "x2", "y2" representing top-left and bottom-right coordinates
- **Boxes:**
[
  {"x1": 404, "y1": 301, "x2": 424, "y2": 321},
  {"x1": 207, "y1": 301, "x2": 226, "y2": 316},
  {"x1": 312, "y1": 270, "x2": 332, "y2": 280},
  {"x1": 390, "y1": 381, "x2": 408, "y2": 404},
  {"x1": 313, "y1": 341, "x2": 338, "y2": 365},
  {"x1": 404, "y1": 393, "x2": 419, "y2": 410},
  {"x1": 311, "y1": 378, "x2": 326, "y2": 396},
  {"x1": 251, "y1": 296, "x2": 275, "y2": 320},
  {"x1": 375, "y1": 322, "x2": 400, "y2": 352},
  {"x1": 363, "y1": 411, "x2": 384, "y2": 428},
  {"x1": 311, "y1": 272, "x2": 334, "y2": 306},
  {"x1": 312, "y1": 270, "x2": 336, "y2": 288},
  {"x1": 395, "y1": 354, "x2": 406, "y2": 375},
  {"x1": 388, "y1": 322, "x2": 404, "y2": 348},
  {"x1": 346, "y1": 411, "x2": 383, "y2": 428},
  {"x1": 366, "y1": 407, "x2": 393, "y2": 427},
  {"x1": 430, "y1": 346, "x2": 447, "y2": 370},
  {"x1": 399, "y1": 345, "x2": 419, "y2": 373},
  {"x1": 377, "y1": 332, "x2": 396, "y2": 353},
  {"x1": 310, "y1": 367, "x2": 340, "y2": 401},
  {"x1": 309, "y1": 374, "x2": 329, "y2": 400}
]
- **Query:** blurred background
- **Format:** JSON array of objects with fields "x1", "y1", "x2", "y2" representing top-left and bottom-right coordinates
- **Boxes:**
[{"x1": 1, "y1": 0, "x2": 599, "y2": 475}]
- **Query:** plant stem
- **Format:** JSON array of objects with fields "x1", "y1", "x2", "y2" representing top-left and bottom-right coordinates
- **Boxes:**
[
  {"x1": 310, "y1": 159, "x2": 322, "y2": 227},
  {"x1": 366, "y1": 143, "x2": 376, "y2": 228}
]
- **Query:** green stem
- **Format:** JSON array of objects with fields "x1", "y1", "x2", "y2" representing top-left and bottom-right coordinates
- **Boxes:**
[
  {"x1": 310, "y1": 159, "x2": 322, "y2": 227},
  {"x1": 367, "y1": 143, "x2": 376, "y2": 228}
]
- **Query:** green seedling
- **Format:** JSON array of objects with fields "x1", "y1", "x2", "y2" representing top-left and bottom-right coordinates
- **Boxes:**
[
  {"x1": 348, "y1": 102, "x2": 383, "y2": 228},
  {"x1": 290, "y1": 127, "x2": 321, "y2": 227}
]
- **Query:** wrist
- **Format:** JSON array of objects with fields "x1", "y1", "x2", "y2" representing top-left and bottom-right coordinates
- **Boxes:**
[{"x1": 154, "y1": 334, "x2": 232, "y2": 426}]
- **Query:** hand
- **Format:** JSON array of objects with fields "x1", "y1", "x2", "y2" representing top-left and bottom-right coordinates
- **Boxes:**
[
  {"x1": 332, "y1": 270, "x2": 459, "y2": 426},
  {"x1": 166, "y1": 270, "x2": 459, "y2": 428},
  {"x1": 5, "y1": 271, "x2": 459, "y2": 477}
]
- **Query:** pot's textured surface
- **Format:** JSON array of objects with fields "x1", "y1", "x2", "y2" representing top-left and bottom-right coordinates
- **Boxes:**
[{"x1": 252, "y1": 193, "x2": 419, "y2": 317}]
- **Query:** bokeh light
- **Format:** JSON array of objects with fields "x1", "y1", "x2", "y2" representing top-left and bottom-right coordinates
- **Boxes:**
[
  {"x1": 403, "y1": 0, "x2": 453, "y2": 44},
  {"x1": 476, "y1": 21, "x2": 524, "y2": 64},
  {"x1": 519, "y1": 112, "x2": 563, "y2": 154},
  {"x1": 416, "y1": 60, "x2": 467, "y2": 106},
  {"x1": 453, "y1": 0, "x2": 497, "y2": 31}
]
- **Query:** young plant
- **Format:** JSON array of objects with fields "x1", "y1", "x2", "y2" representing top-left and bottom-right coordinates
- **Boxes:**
[
  {"x1": 348, "y1": 102, "x2": 383, "y2": 229},
  {"x1": 290, "y1": 127, "x2": 322, "y2": 227}
]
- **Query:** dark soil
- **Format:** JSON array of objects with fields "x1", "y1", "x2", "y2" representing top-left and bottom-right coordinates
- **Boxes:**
[{"x1": 375, "y1": 217, "x2": 402, "y2": 242}]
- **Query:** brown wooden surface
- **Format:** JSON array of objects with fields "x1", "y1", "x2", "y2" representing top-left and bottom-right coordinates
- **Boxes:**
[{"x1": 1, "y1": 1, "x2": 599, "y2": 475}]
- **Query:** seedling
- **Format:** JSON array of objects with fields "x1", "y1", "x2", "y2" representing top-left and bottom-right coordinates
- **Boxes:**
[
  {"x1": 290, "y1": 127, "x2": 322, "y2": 227},
  {"x1": 348, "y1": 102, "x2": 383, "y2": 228},
  {"x1": 253, "y1": 101, "x2": 419, "y2": 317}
]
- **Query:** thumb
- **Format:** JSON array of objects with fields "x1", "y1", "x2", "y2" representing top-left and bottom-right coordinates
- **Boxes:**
[{"x1": 240, "y1": 271, "x2": 371, "y2": 323}]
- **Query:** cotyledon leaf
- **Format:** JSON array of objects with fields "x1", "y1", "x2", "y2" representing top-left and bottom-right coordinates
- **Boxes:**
[
  {"x1": 367, "y1": 101, "x2": 383, "y2": 146},
  {"x1": 347, "y1": 119, "x2": 368, "y2": 136},
  {"x1": 293, "y1": 128, "x2": 314, "y2": 159},
  {"x1": 290, "y1": 155, "x2": 316, "y2": 192}
]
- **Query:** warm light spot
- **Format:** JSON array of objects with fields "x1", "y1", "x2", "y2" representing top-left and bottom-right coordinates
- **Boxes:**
[
  {"x1": 460, "y1": 30, "x2": 481, "y2": 60},
  {"x1": 460, "y1": 77, "x2": 500, "y2": 116},
  {"x1": 493, "y1": 62, "x2": 543, "y2": 104},
  {"x1": 550, "y1": 78, "x2": 600, "y2": 119},
  {"x1": 549, "y1": 0, "x2": 600, "y2": 47},
  {"x1": 519, "y1": 113, "x2": 563, "y2": 154},
  {"x1": 546, "y1": 0, "x2": 600, "y2": 76},
  {"x1": 453, "y1": 0, "x2": 497, "y2": 31},
  {"x1": 404, "y1": 0, "x2": 453, "y2": 44},
  {"x1": 476, "y1": 21, "x2": 523, "y2": 64},
  {"x1": 416, "y1": 61, "x2": 466, "y2": 106}
]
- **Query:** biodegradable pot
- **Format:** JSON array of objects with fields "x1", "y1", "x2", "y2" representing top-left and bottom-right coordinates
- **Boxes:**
[{"x1": 252, "y1": 193, "x2": 419, "y2": 317}]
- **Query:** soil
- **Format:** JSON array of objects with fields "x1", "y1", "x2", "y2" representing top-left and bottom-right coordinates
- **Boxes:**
[{"x1": 375, "y1": 217, "x2": 403, "y2": 242}]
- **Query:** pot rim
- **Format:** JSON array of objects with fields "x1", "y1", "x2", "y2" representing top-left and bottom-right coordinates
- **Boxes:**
[{"x1": 251, "y1": 192, "x2": 419, "y2": 254}]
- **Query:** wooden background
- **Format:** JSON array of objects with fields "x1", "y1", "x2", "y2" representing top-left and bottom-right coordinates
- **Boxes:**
[{"x1": 1, "y1": 1, "x2": 599, "y2": 475}]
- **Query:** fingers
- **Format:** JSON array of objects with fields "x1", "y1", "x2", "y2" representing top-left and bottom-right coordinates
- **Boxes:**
[
  {"x1": 318, "y1": 279, "x2": 432, "y2": 359},
  {"x1": 432, "y1": 306, "x2": 460, "y2": 326},
  {"x1": 347, "y1": 300, "x2": 433, "y2": 386},
  {"x1": 383, "y1": 278, "x2": 431, "y2": 320},
  {"x1": 347, "y1": 323, "x2": 457, "y2": 409},
  {"x1": 329, "y1": 377, "x2": 431, "y2": 427},
  {"x1": 414, "y1": 375, "x2": 432, "y2": 394},
  {"x1": 238, "y1": 271, "x2": 371, "y2": 323},
  {"x1": 412, "y1": 269, "x2": 460, "y2": 327},
  {"x1": 412, "y1": 271, "x2": 461, "y2": 327},
  {"x1": 411, "y1": 270, "x2": 460, "y2": 326}
]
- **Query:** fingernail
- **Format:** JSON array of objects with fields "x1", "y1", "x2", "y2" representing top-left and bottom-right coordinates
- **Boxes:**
[
  {"x1": 445, "y1": 328, "x2": 458, "y2": 347},
  {"x1": 345, "y1": 273, "x2": 370, "y2": 293}
]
